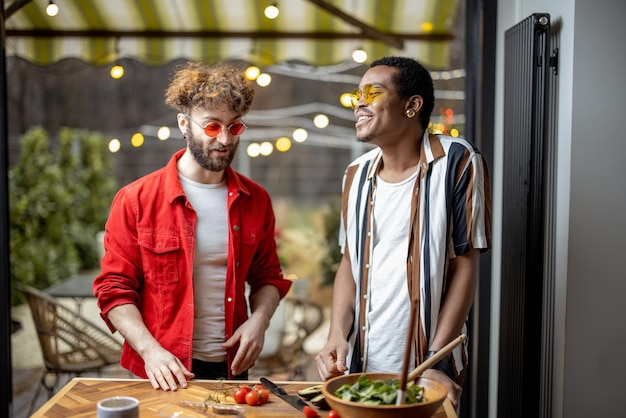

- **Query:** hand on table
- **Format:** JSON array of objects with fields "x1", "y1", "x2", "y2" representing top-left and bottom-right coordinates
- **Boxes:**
[{"x1": 143, "y1": 346, "x2": 194, "y2": 391}]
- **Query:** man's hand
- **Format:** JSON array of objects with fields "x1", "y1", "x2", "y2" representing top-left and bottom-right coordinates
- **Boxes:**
[
  {"x1": 143, "y1": 346, "x2": 195, "y2": 391},
  {"x1": 422, "y1": 369, "x2": 462, "y2": 410},
  {"x1": 106, "y1": 304, "x2": 194, "y2": 391},
  {"x1": 314, "y1": 338, "x2": 349, "y2": 380},
  {"x1": 223, "y1": 315, "x2": 267, "y2": 376}
]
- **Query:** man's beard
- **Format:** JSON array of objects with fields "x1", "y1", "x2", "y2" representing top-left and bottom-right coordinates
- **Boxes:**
[
  {"x1": 356, "y1": 135, "x2": 371, "y2": 143},
  {"x1": 187, "y1": 131, "x2": 238, "y2": 172}
]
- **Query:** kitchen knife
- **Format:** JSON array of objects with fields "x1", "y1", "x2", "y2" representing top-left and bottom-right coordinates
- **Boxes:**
[{"x1": 260, "y1": 377, "x2": 310, "y2": 412}]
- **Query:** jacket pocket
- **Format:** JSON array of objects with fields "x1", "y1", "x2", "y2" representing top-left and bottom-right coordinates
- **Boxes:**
[
  {"x1": 138, "y1": 231, "x2": 180, "y2": 284},
  {"x1": 241, "y1": 221, "x2": 264, "y2": 245}
]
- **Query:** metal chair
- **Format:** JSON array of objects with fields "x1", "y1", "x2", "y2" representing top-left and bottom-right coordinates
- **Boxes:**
[{"x1": 22, "y1": 286, "x2": 122, "y2": 415}]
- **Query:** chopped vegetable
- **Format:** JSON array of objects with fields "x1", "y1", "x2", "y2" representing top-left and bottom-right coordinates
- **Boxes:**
[
  {"x1": 297, "y1": 384, "x2": 323, "y2": 400},
  {"x1": 310, "y1": 393, "x2": 329, "y2": 410},
  {"x1": 333, "y1": 374, "x2": 426, "y2": 405}
]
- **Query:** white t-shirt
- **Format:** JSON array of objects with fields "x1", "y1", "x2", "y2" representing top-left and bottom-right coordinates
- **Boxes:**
[
  {"x1": 180, "y1": 174, "x2": 228, "y2": 362},
  {"x1": 363, "y1": 171, "x2": 417, "y2": 372}
]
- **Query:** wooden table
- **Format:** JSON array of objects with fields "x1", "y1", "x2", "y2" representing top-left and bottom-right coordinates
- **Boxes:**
[{"x1": 31, "y1": 378, "x2": 454, "y2": 417}]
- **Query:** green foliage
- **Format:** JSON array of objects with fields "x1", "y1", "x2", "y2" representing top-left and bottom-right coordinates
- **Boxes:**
[
  {"x1": 320, "y1": 197, "x2": 342, "y2": 287},
  {"x1": 9, "y1": 127, "x2": 117, "y2": 305}
]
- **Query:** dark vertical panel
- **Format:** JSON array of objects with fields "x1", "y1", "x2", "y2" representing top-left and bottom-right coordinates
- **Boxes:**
[
  {"x1": 463, "y1": 0, "x2": 497, "y2": 417},
  {"x1": 539, "y1": 19, "x2": 560, "y2": 418},
  {"x1": 1, "y1": 0, "x2": 15, "y2": 416},
  {"x1": 500, "y1": 13, "x2": 550, "y2": 418}
]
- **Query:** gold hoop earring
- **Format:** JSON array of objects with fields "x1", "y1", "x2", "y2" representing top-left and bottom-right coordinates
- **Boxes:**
[{"x1": 405, "y1": 109, "x2": 416, "y2": 118}]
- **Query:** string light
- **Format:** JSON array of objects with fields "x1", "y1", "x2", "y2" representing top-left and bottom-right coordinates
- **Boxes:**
[
  {"x1": 108, "y1": 139, "x2": 121, "y2": 153},
  {"x1": 259, "y1": 141, "x2": 274, "y2": 156},
  {"x1": 339, "y1": 93, "x2": 353, "y2": 108},
  {"x1": 247, "y1": 143, "x2": 261, "y2": 157},
  {"x1": 276, "y1": 137, "x2": 292, "y2": 152},
  {"x1": 110, "y1": 65, "x2": 124, "y2": 79},
  {"x1": 46, "y1": 1, "x2": 59, "y2": 17},
  {"x1": 292, "y1": 128, "x2": 308, "y2": 143},
  {"x1": 110, "y1": 38, "x2": 125, "y2": 79},
  {"x1": 245, "y1": 66, "x2": 261, "y2": 80},
  {"x1": 313, "y1": 114, "x2": 329, "y2": 129},
  {"x1": 264, "y1": 3, "x2": 279, "y2": 19},
  {"x1": 131, "y1": 133, "x2": 144, "y2": 147},
  {"x1": 157, "y1": 126, "x2": 170, "y2": 141},
  {"x1": 256, "y1": 73, "x2": 272, "y2": 87},
  {"x1": 352, "y1": 47, "x2": 367, "y2": 64}
]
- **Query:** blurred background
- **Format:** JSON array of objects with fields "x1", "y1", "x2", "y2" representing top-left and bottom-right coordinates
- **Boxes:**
[{"x1": 4, "y1": 0, "x2": 467, "y2": 313}]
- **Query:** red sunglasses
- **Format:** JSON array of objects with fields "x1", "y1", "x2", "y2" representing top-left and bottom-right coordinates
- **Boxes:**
[{"x1": 184, "y1": 114, "x2": 247, "y2": 137}]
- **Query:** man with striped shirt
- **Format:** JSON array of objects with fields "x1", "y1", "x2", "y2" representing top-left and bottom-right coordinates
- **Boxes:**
[{"x1": 314, "y1": 57, "x2": 492, "y2": 409}]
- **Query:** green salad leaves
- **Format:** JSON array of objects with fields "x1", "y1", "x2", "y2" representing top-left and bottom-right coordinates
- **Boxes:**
[{"x1": 333, "y1": 374, "x2": 426, "y2": 405}]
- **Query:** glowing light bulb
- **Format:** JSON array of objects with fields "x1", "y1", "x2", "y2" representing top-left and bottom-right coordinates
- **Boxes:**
[
  {"x1": 46, "y1": 1, "x2": 59, "y2": 17},
  {"x1": 110, "y1": 65, "x2": 124, "y2": 79},
  {"x1": 340, "y1": 93, "x2": 353, "y2": 108},
  {"x1": 256, "y1": 73, "x2": 272, "y2": 87},
  {"x1": 245, "y1": 66, "x2": 261, "y2": 80},
  {"x1": 259, "y1": 141, "x2": 274, "y2": 156},
  {"x1": 247, "y1": 143, "x2": 261, "y2": 157},
  {"x1": 292, "y1": 128, "x2": 308, "y2": 143},
  {"x1": 276, "y1": 137, "x2": 292, "y2": 152},
  {"x1": 314, "y1": 114, "x2": 329, "y2": 129},
  {"x1": 264, "y1": 4, "x2": 279, "y2": 19},
  {"x1": 108, "y1": 139, "x2": 121, "y2": 153},
  {"x1": 157, "y1": 127, "x2": 170, "y2": 141},
  {"x1": 352, "y1": 48, "x2": 367, "y2": 63},
  {"x1": 131, "y1": 133, "x2": 144, "y2": 147}
]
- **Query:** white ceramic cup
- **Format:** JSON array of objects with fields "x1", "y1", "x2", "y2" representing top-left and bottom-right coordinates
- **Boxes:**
[{"x1": 97, "y1": 396, "x2": 139, "y2": 418}]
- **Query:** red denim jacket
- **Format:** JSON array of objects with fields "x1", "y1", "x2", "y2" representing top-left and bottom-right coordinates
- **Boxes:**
[{"x1": 93, "y1": 149, "x2": 291, "y2": 379}]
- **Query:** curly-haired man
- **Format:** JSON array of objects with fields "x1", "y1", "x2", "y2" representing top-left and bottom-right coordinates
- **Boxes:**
[{"x1": 94, "y1": 62, "x2": 291, "y2": 391}]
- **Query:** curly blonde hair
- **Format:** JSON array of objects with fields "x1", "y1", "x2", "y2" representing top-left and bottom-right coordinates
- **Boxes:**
[{"x1": 164, "y1": 61, "x2": 255, "y2": 114}]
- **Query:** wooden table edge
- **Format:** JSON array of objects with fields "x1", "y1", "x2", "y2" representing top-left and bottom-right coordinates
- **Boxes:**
[{"x1": 30, "y1": 377, "x2": 454, "y2": 418}]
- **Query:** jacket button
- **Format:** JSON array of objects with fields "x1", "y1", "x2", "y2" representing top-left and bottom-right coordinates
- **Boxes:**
[
  {"x1": 233, "y1": 225, "x2": 240, "y2": 232},
  {"x1": 227, "y1": 297, "x2": 232, "y2": 302}
]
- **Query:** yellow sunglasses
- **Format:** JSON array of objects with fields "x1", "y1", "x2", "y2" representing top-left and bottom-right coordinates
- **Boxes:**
[{"x1": 350, "y1": 84, "x2": 385, "y2": 109}]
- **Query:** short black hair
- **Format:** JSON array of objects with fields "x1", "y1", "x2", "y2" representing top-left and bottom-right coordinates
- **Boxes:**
[{"x1": 370, "y1": 57, "x2": 434, "y2": 128}]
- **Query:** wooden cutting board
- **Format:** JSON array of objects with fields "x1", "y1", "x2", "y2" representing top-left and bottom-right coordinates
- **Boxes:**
[{"x1": 31, "y1": 377, "x2": 450, "y2": 417}]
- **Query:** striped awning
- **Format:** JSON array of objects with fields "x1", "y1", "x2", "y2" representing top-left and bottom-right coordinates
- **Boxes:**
[{"x1": 4, "y1": 0, "x2": 461, "y2": 69}]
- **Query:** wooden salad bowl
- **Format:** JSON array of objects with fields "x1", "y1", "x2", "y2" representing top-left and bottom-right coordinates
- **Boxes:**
[{"x1": 322, "y1": 372, "x2": 447, "y2": 418}]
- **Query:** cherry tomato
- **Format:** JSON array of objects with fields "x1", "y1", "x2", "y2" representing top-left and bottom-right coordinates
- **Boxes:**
[
  {"x1": 327, "y1": 410, "x2": 340, "y2": 418},
  {"x1": 302, "y1": 405, "x2": 319, "y2": 417},
  {"x1": 232, "y1": 388, "x2": 247, "y2": 404},
  {"x1": 258, "y1": 388, "x2": 270, "y2": 404},
  {"x1": 239, "y1": 384, "x2": 252, "y2": 393},
  {"x1": 245, "y1": 389, "x2": 261, "y2": 406}
]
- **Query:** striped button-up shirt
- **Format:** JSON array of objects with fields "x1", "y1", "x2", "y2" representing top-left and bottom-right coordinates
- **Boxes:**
[{"x1": 339, "y1": 132, "x2": 492, "y2": 378}]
